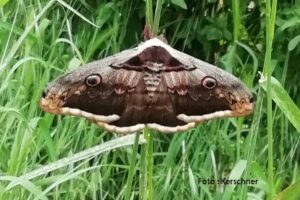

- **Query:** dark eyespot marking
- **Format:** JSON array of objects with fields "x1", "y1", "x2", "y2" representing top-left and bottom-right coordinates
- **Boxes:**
[
  {"x1": 85, "y1": 74, "x2": 102, "y2": 87},
  {"x1": 201, "y1": 76, "x2": 217, "y2": 89}
]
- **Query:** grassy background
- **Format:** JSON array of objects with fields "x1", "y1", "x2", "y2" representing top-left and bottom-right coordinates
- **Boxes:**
[{"x1": 0, "y1": 0, "x2": 300, "y2": 199}]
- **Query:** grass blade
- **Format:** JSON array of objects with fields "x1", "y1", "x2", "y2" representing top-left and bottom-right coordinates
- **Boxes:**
[
  {"x1": 4, "y1": 134, "x2": 146, "y2": 191},
  {"x1": 223, "y1": 160, "x2": 247, "y2": 199},
  {"x1": 0, "y1": 0, "x2": 55, "y2": 73},
  {"x1": 56, "y1": 0, "x2": 99, "y2": 28},
  {"x1": 259, "y1": 76, "x2": 300, "y2": 133},
  {"x1": 124, "y1": 133, "x2": 140, "y2": 200},
  {"x1": 275, "y1": 178, "x2": 300, "y2": 200}
]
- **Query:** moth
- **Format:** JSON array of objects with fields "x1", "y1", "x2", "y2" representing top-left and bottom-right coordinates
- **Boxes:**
[{"x1": 40, "y1": 38, "x2": 254, "y2": 134}]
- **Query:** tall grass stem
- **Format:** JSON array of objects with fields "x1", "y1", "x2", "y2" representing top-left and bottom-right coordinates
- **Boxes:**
[
  {"x1": 139, "y1": 132, "x2": 148, "y2": 200},
  {"x1": 232, "y1": 0, "x2": 241, "y2": 42},
  {"x1": 124, "y1": 133, "x2": 140, "y2": 200},
  {"x1": 153, "y1": 0, "x2": 164, "y2": 35},
  {"x1": 263, "y1": 0, "x2": 277, "y2": 199},
  {"x1": 145, "y1": 0, "x2": 153, "y2": 27}
]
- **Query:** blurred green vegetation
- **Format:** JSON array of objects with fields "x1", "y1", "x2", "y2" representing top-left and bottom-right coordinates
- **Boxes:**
[{"x1": 0, "y1": 0, "x2": 299, "y2": 199}]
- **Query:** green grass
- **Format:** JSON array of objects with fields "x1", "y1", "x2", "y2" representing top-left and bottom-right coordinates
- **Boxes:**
[{"x1": 0, "y1": 0, "x2": 300, "y2": 199}]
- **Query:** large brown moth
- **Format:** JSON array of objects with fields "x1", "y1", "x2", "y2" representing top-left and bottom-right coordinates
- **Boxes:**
[{"x1": 40, "y1": 38, "x2": 254, "y2": 134}]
